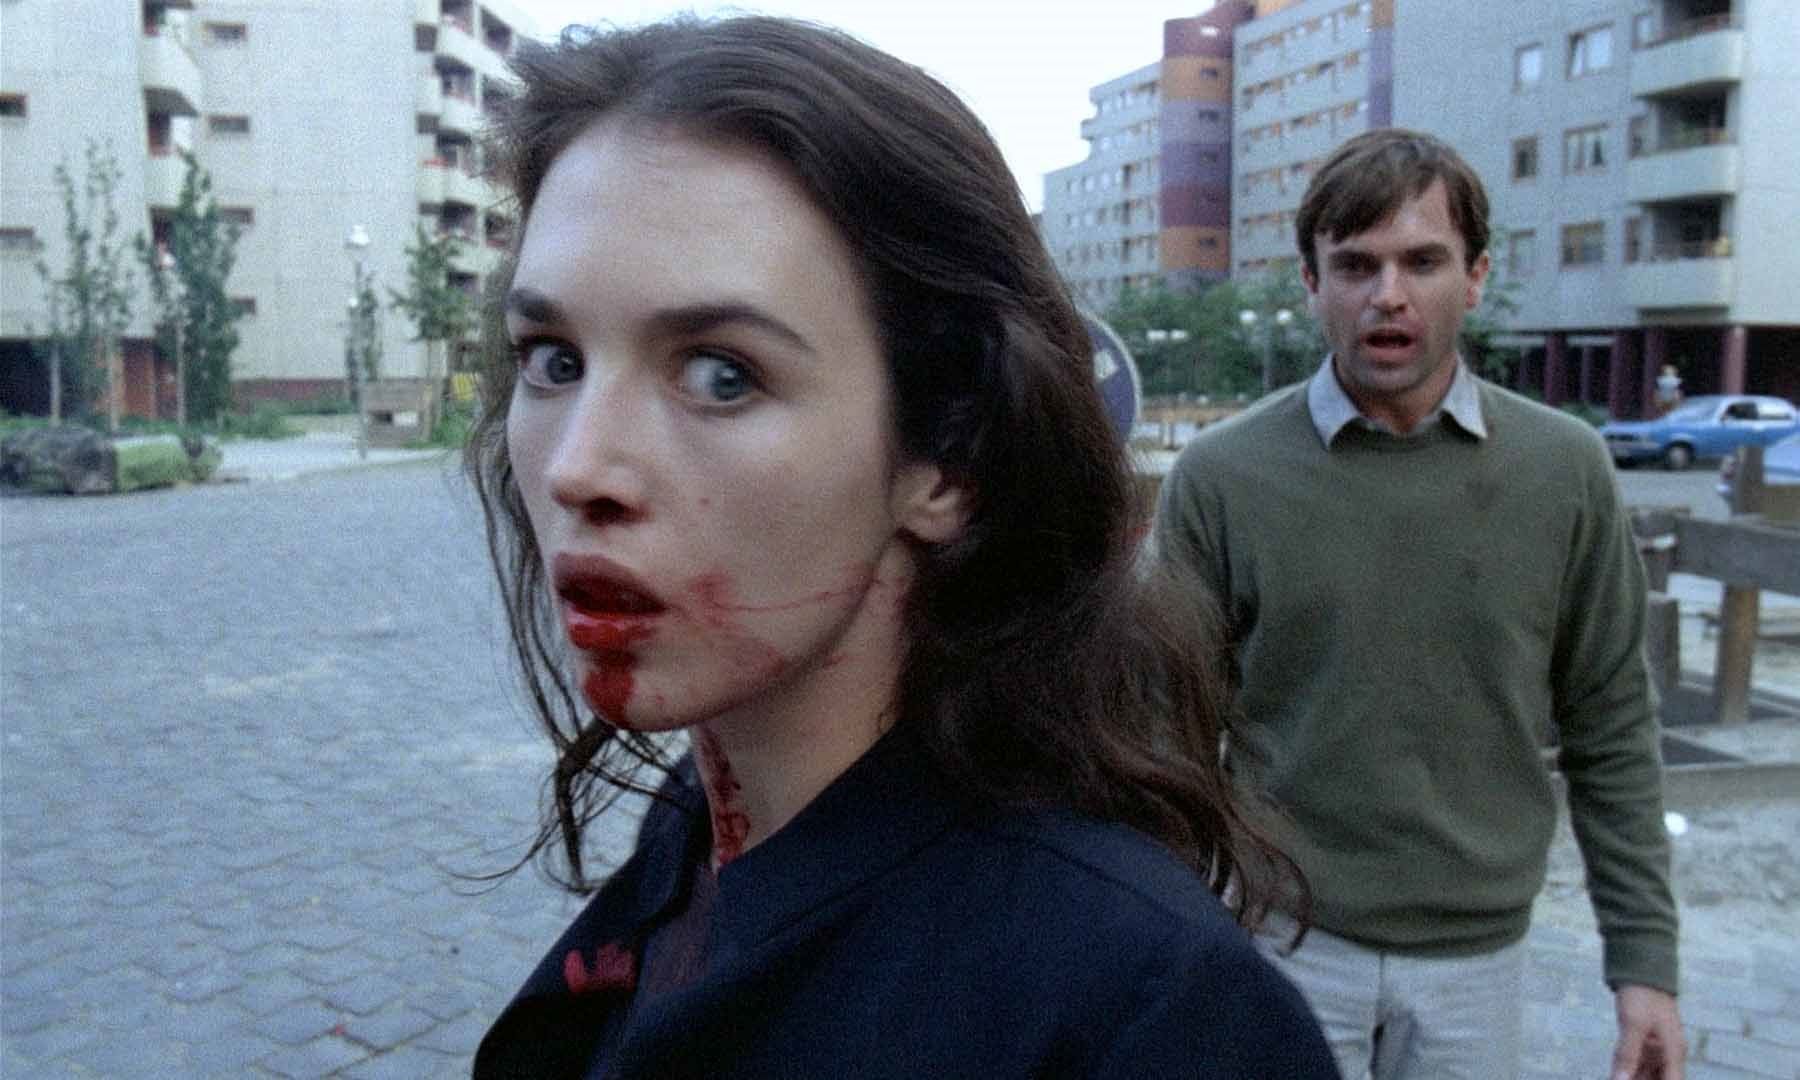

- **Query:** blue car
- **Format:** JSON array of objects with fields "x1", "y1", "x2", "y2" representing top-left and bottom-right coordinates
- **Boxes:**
[{"x1": 1601, "y1": 395, "x2": 1800, "y2": 471}]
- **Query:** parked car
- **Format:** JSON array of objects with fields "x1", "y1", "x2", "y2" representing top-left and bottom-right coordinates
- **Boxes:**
[
  {"x1": 1717, "y1": 431, "x2": 1800, "y2": 507},
  {"x1": 1600, "y1": 394, "x2": 1800, "y2": 470}
]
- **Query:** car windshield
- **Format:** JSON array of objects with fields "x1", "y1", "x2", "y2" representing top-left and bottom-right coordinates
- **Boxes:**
[{"x1": 1667, "y1": 398, "x2": 1718, "y2": 422}]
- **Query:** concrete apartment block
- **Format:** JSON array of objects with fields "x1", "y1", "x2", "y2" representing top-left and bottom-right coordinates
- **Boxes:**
[
  {"x1": 1231, "y1": 0, "x2": 1390, "y2": 277},
  {"x1": 0, "y1": 0, "x2": 537, "y2": 416},
  {"x1": 1041, "y1": 3, "x2": 1256, "y2": 307},
  {"x1": 1395, "y1": 0, "x2": 1800, "y2": 409}
]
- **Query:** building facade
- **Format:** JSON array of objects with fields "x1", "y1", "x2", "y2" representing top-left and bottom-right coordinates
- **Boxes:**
[
  {"x1": 1394, "y1": 0, "x2": 1800, "y2": 408},
  {"x1": 1230, "y1": 0, "x2": 1390, "y2": 277},
  {"x1": 0, "y1": 0, "x2": 534, "y2": 416},
  {"x1": 1041, "y1": 3, "x2": 1255, "y2": 308}
]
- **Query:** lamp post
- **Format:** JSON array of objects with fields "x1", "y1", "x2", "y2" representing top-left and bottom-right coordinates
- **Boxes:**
[
  {"x1": 1239, "y1": 307, "x2": 1293, "y2": 396},
  {"x1": 344, "y1": 224, "x2": 371, "y2": 459},
  {"x1": 158, "y1": 248, "x2": 187, "y2": 428}
]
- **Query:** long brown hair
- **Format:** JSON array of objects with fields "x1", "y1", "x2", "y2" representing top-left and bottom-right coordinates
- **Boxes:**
[{"x1": 467, "y1": 15, "x2": 1304, "y2": 929}]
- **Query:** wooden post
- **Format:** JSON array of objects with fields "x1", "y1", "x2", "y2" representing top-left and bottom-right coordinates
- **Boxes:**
[{"x1": 1714, "y1": 445, "x2": 1765, "y2": 725}]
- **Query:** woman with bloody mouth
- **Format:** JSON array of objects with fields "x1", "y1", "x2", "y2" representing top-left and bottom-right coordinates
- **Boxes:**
[{"x1": 467, "y1": 15, "x2": 1336, "y2": 1080}]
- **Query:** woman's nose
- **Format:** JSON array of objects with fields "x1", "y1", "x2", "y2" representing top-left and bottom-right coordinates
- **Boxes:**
[{"x1": 543, "y1": 372, "x2": 649, "y2": 524}]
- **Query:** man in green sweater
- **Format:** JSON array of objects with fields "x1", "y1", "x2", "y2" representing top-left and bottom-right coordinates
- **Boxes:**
[{"x1": 1154, "y1": 129, "x2": 1684, "y2": 1079}]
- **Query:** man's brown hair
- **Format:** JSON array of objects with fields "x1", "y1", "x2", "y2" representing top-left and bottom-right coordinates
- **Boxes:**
[{"x1": 1296, "y1": 127, "x2": 1489, "y2": 276}]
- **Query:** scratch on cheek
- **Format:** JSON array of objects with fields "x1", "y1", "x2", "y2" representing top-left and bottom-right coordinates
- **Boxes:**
[{"x1": 694, "y1": 727, "x2": 750, "y2": 867}]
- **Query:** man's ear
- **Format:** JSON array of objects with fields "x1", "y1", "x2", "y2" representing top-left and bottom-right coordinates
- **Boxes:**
[
  {"x1": 1301, "y1": 263, "x2": 1322, "y2": 316},
  {"x1": 892, "y1": 463, "x2": 969, "y2": 544},
  {"x1": 1465, "y1": 249, "x2": 1492, "y2": 310}
]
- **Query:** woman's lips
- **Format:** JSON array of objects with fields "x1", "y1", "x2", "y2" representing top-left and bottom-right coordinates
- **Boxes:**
[{"x1": 552, "y1": 554, "x2": 665, "y2": 652}]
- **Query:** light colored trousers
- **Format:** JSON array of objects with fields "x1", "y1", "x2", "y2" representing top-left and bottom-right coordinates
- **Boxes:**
[{"x1": 1257, "y1": 923, "x2": 1526, "y2": 1080}]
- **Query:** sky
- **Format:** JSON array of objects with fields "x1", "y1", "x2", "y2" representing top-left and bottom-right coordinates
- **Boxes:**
[{"x1": 514, "y1": 1, "x2": 1217, "y2": 212}]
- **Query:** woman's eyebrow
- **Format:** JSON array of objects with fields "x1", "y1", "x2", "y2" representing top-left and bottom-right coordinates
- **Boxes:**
[
  {"x1": 505, "y1": 287, "x2": 564, "y2": 324},
  {"x1": 645, "y1": 303, "x2": 816, "y2": 358}
]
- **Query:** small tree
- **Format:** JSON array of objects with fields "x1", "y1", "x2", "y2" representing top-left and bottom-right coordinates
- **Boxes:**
[
  {"x1": 137, "y1": 152, "x2": 244, "y2": 425},
  {"x1": 1461, "y1": 227, "x2": 1525, "y2": 386},
  {"x1": 390, "y1": 224, "x2": 474, "y2": 387},
  {"x1": 348, "y1": 266, "x2": 383, "y2": 390},
  {"x1": 35, "y1": 141, "x2": 137, "y2": 427}
]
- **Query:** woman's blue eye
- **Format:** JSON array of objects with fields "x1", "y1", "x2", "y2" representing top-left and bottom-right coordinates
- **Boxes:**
[
  {"x1": 517, "y1": 341, "x2": 583, "y2": 387},
  {"x1": 679, "y1": 352, "x2": 755, "y2": 404}
]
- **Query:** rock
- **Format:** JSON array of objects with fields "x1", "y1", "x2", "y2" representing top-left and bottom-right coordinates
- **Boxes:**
[{"x1": 0, "y1": 426, "x2": 116, "y2": 494}]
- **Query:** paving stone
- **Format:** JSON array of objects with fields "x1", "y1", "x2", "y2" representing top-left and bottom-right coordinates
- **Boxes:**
[
  {"x1": 253, "y1": 998, "x2": 345, "y2": 1047},
  {"x1": 341, "y1": 1006, "x2": 441, "y2": 1051},
  {"x1": 1702, "y1": 1031, "x2": 1800, "y2": 1078},
  {"x1": 340, "y1": 1043, "x2": 461, "y2": 1079},
  {"x1": 411, "y1": 1009, "x2": 489, "y2": 1056},
  {"x1": 322, "y1": 973, "x2": 407, "y2": 1017},
  {"x1": 258, "y1": 1034, "x2": 370, "y2": 1079}
]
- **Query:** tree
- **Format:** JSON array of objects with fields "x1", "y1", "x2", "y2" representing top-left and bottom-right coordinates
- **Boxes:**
[
  {"x1": 137, "y1": 152, "x2": 245, "y2": 425},
  {"x1": 1460, "y1": 227, "x2": 1525, "y2": 386},
  {"x1": 347, "y1": 265, "x2": 383, "y2": 391},
  {"x1": 34, "y1": 141, "x2": 137, "y2": 427},
  {"x1": 389, "y1": 224, "x2": 475, "y2": 388},
  {"x1": 1104, "y1": 271, "x2": 1323, "y2": 401}
]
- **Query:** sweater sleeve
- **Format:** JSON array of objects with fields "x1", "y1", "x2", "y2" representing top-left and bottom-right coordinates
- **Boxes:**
[
  {"x1": 1152, "y1": 442, "x2": 1229, "y2": 600},
  {"x1": 1550, "y1": 432, "x2": 1679, "y2": 994}
]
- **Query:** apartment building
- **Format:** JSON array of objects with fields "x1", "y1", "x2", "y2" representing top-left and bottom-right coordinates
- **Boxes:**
[
  {"x1": 0, "y1": 0, "x2": 534, "y2": 417},
  {"x1": 1395, "y1": 0, "x2": 1799, "y2": 409},
  {"x1": 1041, "y1": 3, "x2": 1253, "y2": 308},
  {"x1": 1231, "y1": 0, "x2": 1390, "y2": 277}
]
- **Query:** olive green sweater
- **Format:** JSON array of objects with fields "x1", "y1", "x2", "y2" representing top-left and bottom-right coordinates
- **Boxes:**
[{"x1": 1155, "y1": 378, "x2": 1678, "y2": 993}]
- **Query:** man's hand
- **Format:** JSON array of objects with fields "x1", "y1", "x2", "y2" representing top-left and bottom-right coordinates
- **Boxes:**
[{"x1": 1611, "y1": 983, "x2": 1685, "y2": 1080}]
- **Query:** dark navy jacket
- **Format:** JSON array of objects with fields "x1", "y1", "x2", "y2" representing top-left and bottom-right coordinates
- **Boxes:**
[{"x1": 474, "y1": 729, "x2": 1338, "y2": 1079}]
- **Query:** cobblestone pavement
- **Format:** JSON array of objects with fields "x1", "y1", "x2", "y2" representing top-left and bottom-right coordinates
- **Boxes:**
[{"x1": 4, "y1": 462, "x2": 1797, "y2": 1077}]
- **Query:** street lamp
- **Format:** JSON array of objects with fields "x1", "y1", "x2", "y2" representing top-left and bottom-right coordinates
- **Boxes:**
[
  {"x1": 344, "y1": 224, "x2": 372, "y2": 459},
  {"x1": 158, "y1": 248, "x2": 187, "y2": 428},
  {"x1": 1239, "y1": 307, "x2": 1293, "y2": 396}
]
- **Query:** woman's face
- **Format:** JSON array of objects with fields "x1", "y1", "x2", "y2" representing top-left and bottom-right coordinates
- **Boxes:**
[{"x1": 505, "y1": 122, "x2": 954, "y2": 737}]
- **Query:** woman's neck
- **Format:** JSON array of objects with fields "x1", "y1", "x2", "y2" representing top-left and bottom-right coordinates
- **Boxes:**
[{"x1": 690, "y1": 555, "x2": 911, "y2": 868}]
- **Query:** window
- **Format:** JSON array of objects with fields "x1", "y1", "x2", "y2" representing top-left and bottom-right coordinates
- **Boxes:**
[
  {"x1": 230, "y1": 297, "x2": 258, "y2": 317},
  {"x1": 204, "y1": 22, "x2": 248, "y2": 44},
  {"x1": 1514, "y1": 44, "x2": 1543, "y2": 89},
  {"x1": 1624, "y1": 216, "x2": 1642, "y2": 263},
  {"x1": 1506, "y1": 230, "x2": 1536, "y2": 277},
  {"x1": 208, "y1": 114, "x2": 251, "y2": 136},
  {"x1": 1628, "y1": 115, "x2": 1649, "y2": 157},
  {"x1": 1633, "y1": 12, "x2": 1656, "y2": 47},
  {"x1": 1561, "y1": 222, "x2": 1605, "y2": 267},
  {"x1": 0, "y1": 93, "x2": 25, "y2": 118},
  {"x1": 1511, "y1": 136, "x2": 1538, "y2": 180},
  {"x1": 0, "y1": 227, "x2": 39, "y2": 253},
  {"x1": 1568, "y1": 25, "x2": 1613, "y2": 78},
  {"x1": 1563, "y1": 125, "x2": 1607, "y2": 174},
  {"x1": 219, "y1": 207, "x2": 255, "y2": 227}
]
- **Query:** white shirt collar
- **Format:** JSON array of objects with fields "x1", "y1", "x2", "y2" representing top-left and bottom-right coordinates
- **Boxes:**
[{"x1": 1306, "y1": 354, "x2": 1488, "y2": 447}]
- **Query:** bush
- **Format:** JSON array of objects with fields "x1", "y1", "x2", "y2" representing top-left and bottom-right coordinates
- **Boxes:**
[
  {"x1": 1560, "y1": 402, "x2": 1609, "y2": 428},
  {"x1": 214, "y1": 403, "x2": 300, "y2": 440},
  {"x1": 417, "y1": 398, "x2": 475, "y2": 449}
]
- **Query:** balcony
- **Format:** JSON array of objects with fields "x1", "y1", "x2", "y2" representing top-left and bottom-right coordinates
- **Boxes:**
[
  {"x1": 1628, "y1": 132, "x2": 1738, "y2": 203},
  {"x1": 139, "y1": 30, "x2": 201, "y2": 116},
  {"x1": 438, "y1": 91, "x2": 481, "y2": 135},
  {"x1": 436, "y1": 15, "x2": 487, "y2": 73},
  {"x1": 1631, "y1": 21, "x2": 1743, "y2": 98},
  {"x1": 443, "y1": 166, "x2": 487, "y2": 207},
  {"x1": 145, "y1": 152, "x2": 185, "y2": 208},
  {"x1": 1625, "y1": 242, "x2": 1735, "y2": 309},
  {"x1": 416, "y1": 73, "x2": 442, "y2": 117},
  {"x1": 417, "y1": 161, "x2": 446, "y2": 205}
]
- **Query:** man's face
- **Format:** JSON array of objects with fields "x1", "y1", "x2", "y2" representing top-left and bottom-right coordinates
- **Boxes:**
[{"x1": 1302, "y1": 179, "x2": 1490, "y2": 432}]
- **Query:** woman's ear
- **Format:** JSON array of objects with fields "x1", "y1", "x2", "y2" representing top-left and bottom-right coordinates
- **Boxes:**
[{"x1": 892, "y1": 463, "x2": 969, "y2": 544}]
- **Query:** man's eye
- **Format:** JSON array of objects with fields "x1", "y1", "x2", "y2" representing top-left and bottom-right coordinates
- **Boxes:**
[
  {"x1": 678, "y1": 352, "x2": 757, "y2": 405},
  {"x1": 516, "y1": 341, "x2": 583, "y2": 388}
]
